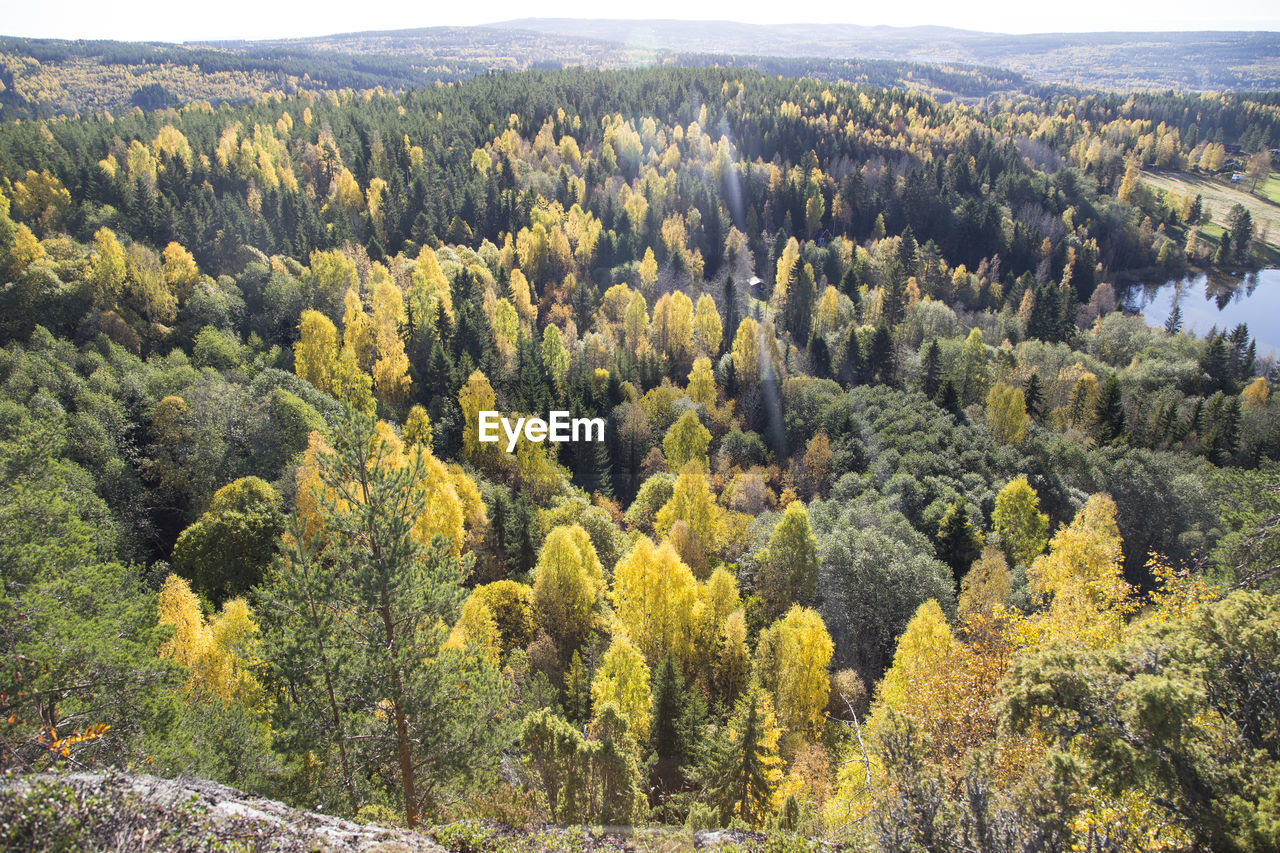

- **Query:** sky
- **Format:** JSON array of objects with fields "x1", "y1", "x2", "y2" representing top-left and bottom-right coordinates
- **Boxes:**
[{"x1": 4, "y1": 0, "x2": 1278, "y2": 43}]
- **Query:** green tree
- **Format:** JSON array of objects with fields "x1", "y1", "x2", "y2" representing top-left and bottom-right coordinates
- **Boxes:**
[
  {"x1": 259, "y1": 405, "x2": 508, "y2": 827},
  {"x1": 171, "y1": 477, "x2": 283, "y2": 602},
  {"x1": 754, "y1": 501, "x2": 819, "y2": 619},
  {"x1": 1003, "y1": 590, "x2": 1280, "y2": 852},
  {"x1": 920, "y1": 339, "x2": 942, "y2": 399},
  {"x1": 702, "y1": 683, "x2": 784, "y2": 828},
  {"x1": 1093, "y1": 373, "x2": 1126, "y2": 444},
  {"x1": 935, "y1": 498, "x2": 984, "y2": 582}
]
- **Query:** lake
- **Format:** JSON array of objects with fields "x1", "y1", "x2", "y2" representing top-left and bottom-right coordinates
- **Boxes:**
[{"x1": 1125, "y1": 268, "x2": 1280, "y2": 361}]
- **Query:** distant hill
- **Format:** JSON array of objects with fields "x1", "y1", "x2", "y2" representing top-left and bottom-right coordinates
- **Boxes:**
[
  {"x1": 0, "y1": 29, "x2": 1036, "y2": 118},
  {"x1": 0, "y1": 20, "x2": 1276, "y2": 118},
  {"x1": 495, "y1": 19, "x2": 1280, "y2": 92}
]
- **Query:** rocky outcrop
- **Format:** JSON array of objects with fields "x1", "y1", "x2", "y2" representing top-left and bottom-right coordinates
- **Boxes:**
[{"x1": 0, "y1": 772, "x2": 446, "y2": 852}]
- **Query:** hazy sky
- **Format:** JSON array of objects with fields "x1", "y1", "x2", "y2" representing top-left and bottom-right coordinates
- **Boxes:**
[{"x1": 5, "y1": 0, "x2": 1278, "y2": 43}]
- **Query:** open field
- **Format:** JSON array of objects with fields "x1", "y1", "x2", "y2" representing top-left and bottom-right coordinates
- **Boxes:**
[
  {"x1": 1141, "y1": 169, "x2": 1280, "y2": 250},
  {"x1": 1258, "y1": 172, "x2": 1280, "y2": 207}
]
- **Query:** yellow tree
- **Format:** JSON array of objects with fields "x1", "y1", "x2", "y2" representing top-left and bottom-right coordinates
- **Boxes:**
[
  {"x1": 610, "y1": 536, "x2": 698, "y2": 668},
  {"x1": 687, "y1": 356, "x2": 717, "y2": 407},
  {"x1": 774, "y1": 236, "x2": 800, "y2": 302},
  {"x1": 639, "y1": 246, "x2": 658, "y2": 293},
  {"x1": 342, "y1": 287, "x2": 375, "y2": 371},
  {"x1": 458, "y1": 370, "x2": 499, "y2": 466},
  {"x1": 1242, "y1": 377, "x2": 1270, "y2": 409},
  {"x1": 89, "y1": 227, "x2": 127, "y2": 307},
  {"x1": 654, "y1": 462, "x2": 720, "y2": 572},
  {"x1": 717, "y1": 609, "x2": 752, "y2": 706},
  {"x1": 157, "y1": 574, "x2": 266, "y2": 711},
  {"x1": 409, "y1": 246, "x2": 454, "y2": 323},
  {"x1": 295, "y1": 309, "x2": 340, "y2": 394},
  {"x1": 985, "y1": 381, "x2": 1029, "y2": 446},
  {"x1": 685, "y1": 568, "x2": 744, "y2": 689},
  {"x1": 813, "y1": 285, "x2": 842, "y2": 339},
  {"x1": 623, "y1": 290, "x2": 650, "y2": 354},
  {"x1": 653, "y1": 291, "x2": 694, "y2": 364},
  {"x1": 753, "y1": 605, "x2": 833, "y2": 739},
  {"x1": 333, "y1": 347, "x2": 375, "y2": 416},
  {"x1": 861, "y1": 598, "x2": 1012, "y2": 794},
  {"x1": 9, "y1": 223, "x2": 44, "y2": 276},
  {"x1": 471, "y1": 580, "x2": 536, "y2": 655},
  {"x1": 370, "y1": 276, "x2": 410, "y2": 408},
  {"x1": 306, "y1": 249, "x2": 359, "y2": 319},
  {"x1": 958, "y1": 545, "x2": 1012, "y2": 621},
  {"x1": 444, "y1": 596, "x2": 501, "y2": 663},
  {"x1": 403, "y1": 405, "x2": 433, "y2": 448},
  {"x1": 591, "y1": 634, "x2": 652, "y2": 741},
  {"x1": 732, "y1": 317, "x2": 760, "y2": 387},
  {"x1": 663, "y1": 410, "x2": 711, "y2": 472},
  {"x1": 532, "y1": 524, "x2": 605, "y2": 653},
  {"x1": 1117, "y1": 160, "x2": 1141, "y2": 203},
  {"x1": 1024, "y1": 494, "x2": 1133, "y2": 648},
  {"x1": 992, "y1": 476, "x2": 1050, "y2": 569},
  {"x1": 509, "y1": 268, "x2": 536, "y2": 326},
  {"x1": 294, "y1": 421, "x2": 470, "y2": 557},
  {"x1": 694, "y1": 294, "x2": 723, "y2": 354},
  {"x1": 161, "y1": 242, "x2": 201, "y2": 301}
]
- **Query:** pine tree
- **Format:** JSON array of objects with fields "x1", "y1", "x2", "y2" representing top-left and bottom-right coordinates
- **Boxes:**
[
  {"x1": 1188, "y1": 194, "x2": 1203, "y2": 225},
  {"x1": 723, "y1": 275, "x2": 741, "y2": 348},
  {"x1": 261, "y1": 404, "x2": 508, "y2": 827},
  {"x1": 1164, "y1": 302, "x2": 1184, "y2": 335},
  {"x1": 808, "y1": 332, "x2": 831, "y2": 379},
  {"x1": 785, "y1": 262, "x2": 816, "y2": 342},
  {"x1": 938, "y1": 379, "x2": 961, "y2": 416}
]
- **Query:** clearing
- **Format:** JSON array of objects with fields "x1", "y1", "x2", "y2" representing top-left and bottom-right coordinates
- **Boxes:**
[{"x1": 1140, "y1": 170, "x2": 1279, "y2": 249}]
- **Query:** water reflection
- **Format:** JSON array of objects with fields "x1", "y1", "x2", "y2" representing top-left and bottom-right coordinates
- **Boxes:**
[{"x1": 1125, "y1": 268, "x2": 1280, "y2": 359}]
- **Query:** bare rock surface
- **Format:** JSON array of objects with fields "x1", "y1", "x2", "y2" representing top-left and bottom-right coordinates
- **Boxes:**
[{"x1": 0, "y1": 771, "x2": 446, "y2": 852}]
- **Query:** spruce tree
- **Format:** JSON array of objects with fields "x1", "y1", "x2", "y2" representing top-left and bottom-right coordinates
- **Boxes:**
[
  {"x1": 868, "y1": 324, "x2": 896, "y2": 386},
  {"x1": 1024, "y1": 373, "x2": 1044, "y2": 420},
  {"x1": 936, "y1": 497, "x2": 984, "y2": 582},
  {"x1": 1094, "y1": 374, "x2": 1126, "y2": 445},
  {"x1": 704, "y1": 684, "x2": 782, "y2": 828},
  {"x1": 839, "y1": 325, "x2": 865, "y2": 386},
  {"x1": 920, "y1": 339, "x2": 942, "y2": 399}
]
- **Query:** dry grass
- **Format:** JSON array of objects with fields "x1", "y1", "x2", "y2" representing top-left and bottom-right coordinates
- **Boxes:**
[{"x1": 1140, "y1": 170, "x2": 1280, "y2": 250}]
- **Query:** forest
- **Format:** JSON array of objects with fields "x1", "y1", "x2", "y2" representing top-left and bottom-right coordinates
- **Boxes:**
[{"x1": 0, "y1": 62, "x2": 1278, "y2": 851}]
